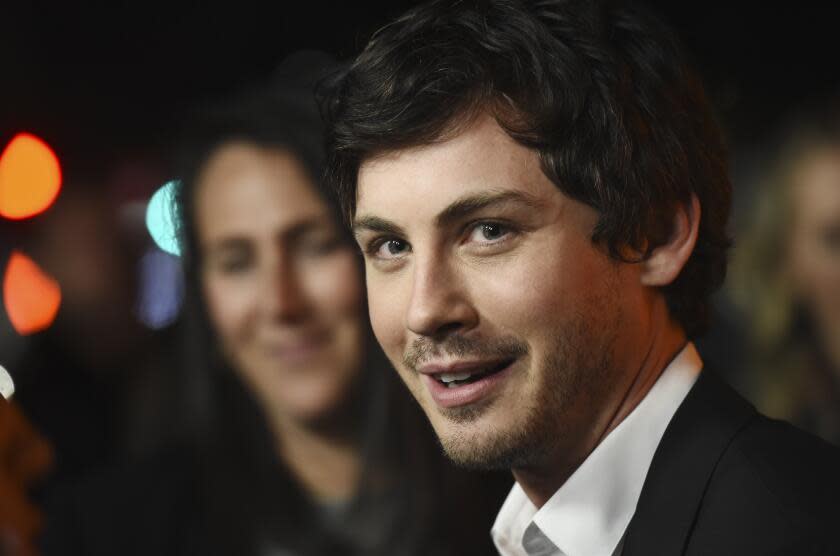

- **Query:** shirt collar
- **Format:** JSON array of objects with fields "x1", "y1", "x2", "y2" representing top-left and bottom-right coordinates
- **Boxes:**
[{"x1": 492, "y1": 342, "x2": 702, "y2": 556}]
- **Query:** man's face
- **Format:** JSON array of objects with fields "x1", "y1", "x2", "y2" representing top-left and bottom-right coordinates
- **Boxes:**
[{"x1": 355, "y1": 115, "x2": 646, "y2": 470}]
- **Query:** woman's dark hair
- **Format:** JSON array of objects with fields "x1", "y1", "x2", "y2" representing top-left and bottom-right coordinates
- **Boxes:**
[
  {"x1": 176, "y1": 50, "x2": 344, "y2": 265},
  {"x1": 322, "y1": 0, "x2": 732, "y2": 338},
  {"x1": 173, "y1": 51, "x2": 362, "y2": 553}
]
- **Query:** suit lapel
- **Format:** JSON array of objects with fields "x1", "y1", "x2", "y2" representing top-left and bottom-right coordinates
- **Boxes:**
[{"x1": 622, "y1": 370, "x2": 756, "y2": 556}]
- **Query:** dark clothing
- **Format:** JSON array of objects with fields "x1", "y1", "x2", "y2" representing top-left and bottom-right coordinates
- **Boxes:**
[
  {"x1": 43, "y1": 445, "x2": 208, "y2": 555},
  {"x1": 624, "y1": 370, "x2": 840, "y2": 555},
  {"x1": 43, "y1": 440, "x2": 510, "y2": 556},
  {"x1": 41, "y1": 367, "x2": 510, "y2": 556}
]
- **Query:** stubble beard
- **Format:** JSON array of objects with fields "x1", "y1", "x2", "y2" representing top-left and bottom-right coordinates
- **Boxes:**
[
  {"x1": 435, "y1": 316, "x2": 616, "y2": 471},
  {"x1": 399, "y1": 266, "x2": 624, "y2": 471}
]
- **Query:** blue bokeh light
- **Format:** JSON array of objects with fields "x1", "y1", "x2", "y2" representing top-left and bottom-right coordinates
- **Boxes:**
[
  {"x1": 145, "y1": 180, "x2": 181, "y2": 256},
  {"x1": 135, "y1": 248, "x2": 184, "y2": 329}
]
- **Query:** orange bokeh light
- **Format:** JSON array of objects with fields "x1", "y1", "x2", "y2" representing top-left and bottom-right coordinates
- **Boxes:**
[
  {"x1": 3, "y1": 251, "x2": 62, "y2": 335},
  {"x1": 0, "y1": 133, "x2": 63, "y2": 220}
]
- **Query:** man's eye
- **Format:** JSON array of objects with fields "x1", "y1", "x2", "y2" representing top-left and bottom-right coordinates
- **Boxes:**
[
  {"x1": 468, "y1": 222, "x2": 511, "y2": 243},
  {"x1": 373, "y1": 238, "x2": 410, "y2": 259}
]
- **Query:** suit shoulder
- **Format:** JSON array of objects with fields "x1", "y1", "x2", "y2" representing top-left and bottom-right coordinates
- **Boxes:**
[
  {"x1": 629, "y1": 371, "x2": 839, "y2": 555},
  {"x1": 691, "y1": 414, "x2": 840, "y2": 552},
  {"x1": 727, "y1": 415, "x2": 840, "y2": 516}
]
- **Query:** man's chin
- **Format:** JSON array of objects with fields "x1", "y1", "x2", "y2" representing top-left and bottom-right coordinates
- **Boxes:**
[
  {"x1": 429, "y1": 409, "x2": 535, "y2": 471},
  {"x1": 436, "y1": 427, "x2": 531, "y2": 471}
]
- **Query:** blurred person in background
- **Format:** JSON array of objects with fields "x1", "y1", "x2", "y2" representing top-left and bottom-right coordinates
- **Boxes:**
[
  {"x1": 730, "y1": 100, "x2": 840, "y2": 444},
  {"x1": 42, "y1": 52, "x2": 508, "y2": 555}
]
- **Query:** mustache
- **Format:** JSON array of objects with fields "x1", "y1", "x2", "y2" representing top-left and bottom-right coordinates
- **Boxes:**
[{"x1": 403, "y1": 335, "x2": 529, "y2": 372}]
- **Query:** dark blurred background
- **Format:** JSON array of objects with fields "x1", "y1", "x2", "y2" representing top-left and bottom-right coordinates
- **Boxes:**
[{"x1": 3, "y1": 2, "x2": 840, "y2": 161}]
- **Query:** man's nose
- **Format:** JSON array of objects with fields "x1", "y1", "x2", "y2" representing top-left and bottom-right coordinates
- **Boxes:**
[{"x1": 405, "y1": 254, "x2": 478, "y2": 338}]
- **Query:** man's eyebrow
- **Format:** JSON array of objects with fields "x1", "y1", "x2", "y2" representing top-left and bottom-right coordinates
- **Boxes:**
[
  {"x1": 434, "y1": 190, "x2": 543, "y2": 227},
  {"x1": 352, "y1": 215, "x2": 406, "y2": 238},
  {"x1": 352, "y1": 191, "x2": 543, "y2": 238}
]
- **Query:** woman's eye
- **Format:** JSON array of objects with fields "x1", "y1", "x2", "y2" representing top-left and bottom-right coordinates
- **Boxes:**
[
  {"x1": 298, "y1": 234, "x2": 342, "y2": 256},
  {"x1": 468, "y1": 222, "x2": 510, "y2": 243},
  {"x1": 373, "y1": 238, "x2": 410, "y2": 259},
  {"x1": 206, "y1": 250, "x2": 253, "y2": 274},
  {"x1": 218, "y1": 257, "x2": 252, "y2": 273}
]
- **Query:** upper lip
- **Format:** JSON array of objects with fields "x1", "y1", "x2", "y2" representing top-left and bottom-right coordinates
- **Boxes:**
[
  {"x1": 416, "y1": 358, "x2": 510, "y2": 376},
  {"x1": 261, "y1": 331, "x2": 329, "y2": 352}
]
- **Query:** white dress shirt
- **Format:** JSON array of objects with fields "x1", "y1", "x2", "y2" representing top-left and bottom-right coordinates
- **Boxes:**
[{"x1": 491, "y1": 343, "x2": 702, "y2": 556}]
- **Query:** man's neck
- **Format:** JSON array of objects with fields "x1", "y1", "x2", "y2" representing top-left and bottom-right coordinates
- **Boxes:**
[{"x1": 513, "y1": 313, "x2": 688, "y2": 508}]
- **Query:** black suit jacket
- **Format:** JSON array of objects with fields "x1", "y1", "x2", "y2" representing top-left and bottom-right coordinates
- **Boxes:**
[{"x1": 623, "y1": 370, "x2": 840, "y2": 555}]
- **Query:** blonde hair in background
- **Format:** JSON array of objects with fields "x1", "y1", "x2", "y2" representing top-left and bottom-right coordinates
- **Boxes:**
[{"x1": 730, "y1": 106, "x2": 840, "y2": 431}]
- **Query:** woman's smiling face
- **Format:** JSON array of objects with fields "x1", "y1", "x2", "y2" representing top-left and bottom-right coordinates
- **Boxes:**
[{"x1": 195, "y1": 142, "x2": 365, "y2": 424}]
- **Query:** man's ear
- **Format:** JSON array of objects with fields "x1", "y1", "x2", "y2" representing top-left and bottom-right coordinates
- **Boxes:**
[{"x1": 640, "y1": 194, "x2": 700, "y2": 287}]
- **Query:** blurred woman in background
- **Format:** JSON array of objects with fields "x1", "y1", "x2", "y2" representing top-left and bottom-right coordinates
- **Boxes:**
[
  {"x1": 43, "y1": 52, "x2": 507, "y2": 555},
  {"x1": 730, "y1": 100, "x2": 840, "y2": 445}
]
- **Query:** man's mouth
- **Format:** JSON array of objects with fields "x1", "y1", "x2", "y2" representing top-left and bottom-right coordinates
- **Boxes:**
[
  {"x1": 435, "y1": 359, "x2": 512, "y2": 388},
  {"x1": 417, "y1": 358, "x2": 518, "y2": 408}
]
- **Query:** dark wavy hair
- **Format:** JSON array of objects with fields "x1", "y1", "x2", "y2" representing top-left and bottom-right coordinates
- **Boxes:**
[{"x1": 322, "y1": 0, "x2": 732, "y2": 338}]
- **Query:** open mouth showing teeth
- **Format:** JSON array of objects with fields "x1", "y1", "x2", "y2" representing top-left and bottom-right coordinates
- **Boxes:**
[{"x1": 436, "y1": 360, "x2": 512, "y2": 388}]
